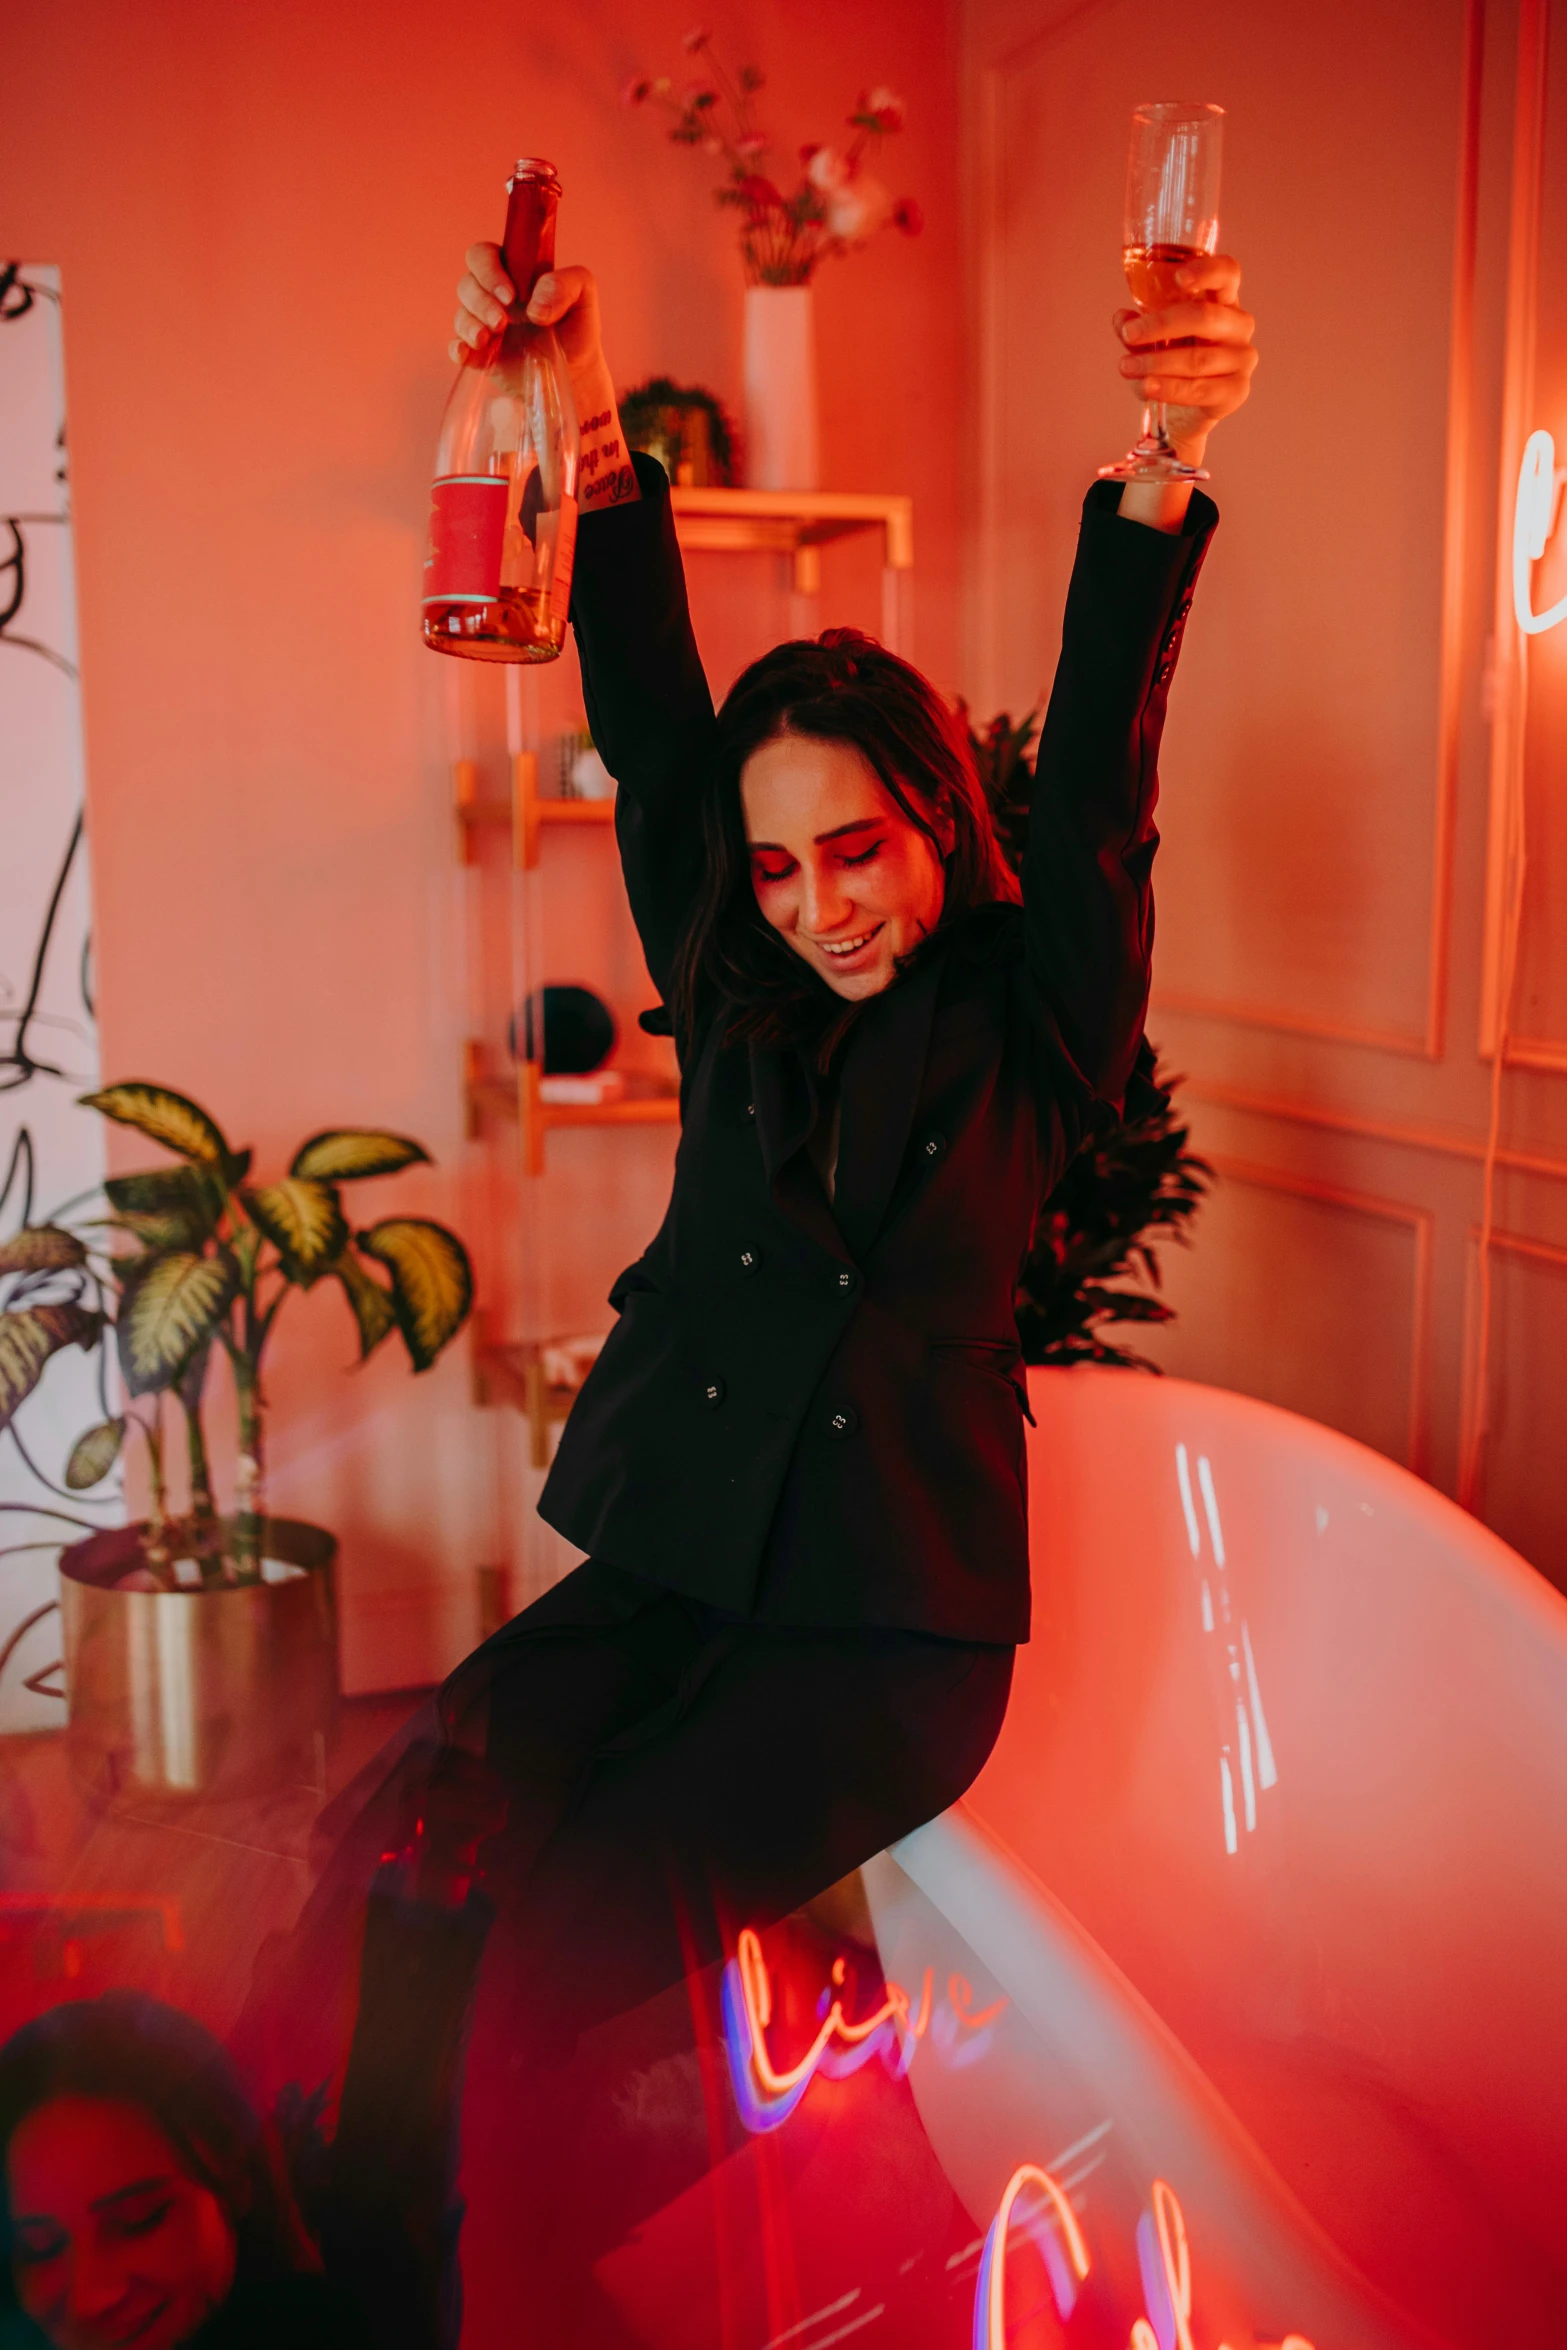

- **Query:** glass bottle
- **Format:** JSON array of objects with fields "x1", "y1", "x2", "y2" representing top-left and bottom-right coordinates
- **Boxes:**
[{"x1": 421, "y1": 158, "x2": 581, "y2": 661}]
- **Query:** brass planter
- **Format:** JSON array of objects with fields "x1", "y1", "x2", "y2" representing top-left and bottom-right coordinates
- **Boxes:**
[{"x1": 59, "y1": 1517, "x2": 339, "y2": 1804}]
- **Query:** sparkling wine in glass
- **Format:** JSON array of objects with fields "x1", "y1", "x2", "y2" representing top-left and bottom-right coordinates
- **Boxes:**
[{"x1": 1100, "y1": 101, "x2": 1223, "y2": 485}]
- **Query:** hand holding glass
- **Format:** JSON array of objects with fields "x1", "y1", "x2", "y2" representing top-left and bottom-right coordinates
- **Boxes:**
[{"x1": 1101, "y1": 102, "x2": 1224, "y2": 485}]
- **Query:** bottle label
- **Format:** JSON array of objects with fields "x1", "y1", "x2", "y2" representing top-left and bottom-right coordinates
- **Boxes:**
[
  {"x1": 549, "y1": 494, "x2": 578, "y2": 625},
  {"x1": 423, "y1": 475, "x2": 508, "y2": 605}
]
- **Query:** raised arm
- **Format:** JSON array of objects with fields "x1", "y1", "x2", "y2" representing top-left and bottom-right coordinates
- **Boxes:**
[
  {"x1": 1023, "y1": 251, "x2": 1256, "y2": 1107},
  {"x1": 1023, "y1": 485, "x2": 1215, "y2": 1107},
  {"x1": 453, "y1": 250, "x2": 716, "y2": 1001}
]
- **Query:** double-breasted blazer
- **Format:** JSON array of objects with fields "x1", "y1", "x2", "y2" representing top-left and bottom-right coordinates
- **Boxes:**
[{"x1": 541, "y1": 455, "x2": 1215, "y2": 1645}]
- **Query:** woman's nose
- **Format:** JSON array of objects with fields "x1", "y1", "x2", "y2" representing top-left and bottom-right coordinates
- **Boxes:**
[
  {"x1": 66, "y1": 2240, "x2": 130, "y2": 2323},
  {"x1": 800, "y1": 857, "x2": 851, "y2": 936}
]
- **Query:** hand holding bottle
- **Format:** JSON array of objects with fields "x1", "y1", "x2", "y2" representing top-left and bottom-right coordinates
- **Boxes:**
[{"x1": 451, "y1": 247, "x2": 639, "y2": 516}]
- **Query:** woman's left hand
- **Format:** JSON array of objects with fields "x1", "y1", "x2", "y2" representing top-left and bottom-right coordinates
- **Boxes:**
[{"x1": 1115, "y1": 253, "x2": 1257, "y2": 466}]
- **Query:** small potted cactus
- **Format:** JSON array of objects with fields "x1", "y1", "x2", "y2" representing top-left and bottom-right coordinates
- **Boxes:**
[{"x1": 0, "y1": 1082, "x2": 473, "y2": 1801}]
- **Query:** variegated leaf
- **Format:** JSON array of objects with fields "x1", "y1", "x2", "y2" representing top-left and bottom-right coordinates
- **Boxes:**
[
  {"x1": 116, "y1": 1253, "x2": 235, "y2": 1396},
  {"x1": 0, "y1": 1304, "x2": 101, "y2": 1431},
  {"x1": 0, "y1": 1225, "x2": 86, "y2": 1275},
  {"x1": 82, "y1": 1083, "x2": 235, "y2": 1172},
  {"x1": 242, "y1": 1179, "x2": 348, "y2": 1282},
  {"x1": 65, "y1": 1417, "x2": 126, "y2": 1489},
  {"x1": 333, "y1": 1248, "x2": 399, "y2": 1361},
  {"x1": 357, "y1": 1219, "x2": 473, "y2": 1372},
  {"x1": 105, "y1": 1167, "x2": 223, "y2": 1249},
  {"x1": 291, "y1": 1130, "x2": 432, "y2": 1183}
]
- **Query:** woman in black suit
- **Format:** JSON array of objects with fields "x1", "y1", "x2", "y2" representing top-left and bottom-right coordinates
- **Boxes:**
[{"x1": 282, "y1": 247, "x2": 1257, "y2": 2078}]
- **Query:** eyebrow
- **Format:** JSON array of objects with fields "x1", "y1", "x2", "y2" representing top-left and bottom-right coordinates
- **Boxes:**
[{"x1": 749, "y1": 818, "x2": 885, "y2": 853}]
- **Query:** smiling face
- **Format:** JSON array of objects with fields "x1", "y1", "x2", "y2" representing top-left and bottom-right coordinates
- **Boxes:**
[
  {"x1": 7, "y1": 2095, "x2": 238, "y2": 2350},
  {"x1": 740, "y1": 733, "x2": 951, "y2": 1001}
]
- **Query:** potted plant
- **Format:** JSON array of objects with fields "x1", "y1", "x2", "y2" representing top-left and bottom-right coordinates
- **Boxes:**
[{"x1": 0, "y1": 1082, "x2": 473, "y2": 1802}]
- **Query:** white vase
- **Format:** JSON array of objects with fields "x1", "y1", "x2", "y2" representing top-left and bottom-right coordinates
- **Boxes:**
[{"x1": 742, "y1": 284, "x2": 819, "y2": 492}]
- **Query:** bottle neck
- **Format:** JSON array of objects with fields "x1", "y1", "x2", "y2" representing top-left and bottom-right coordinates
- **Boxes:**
[{"x1": 502, "y1": 175, "x2": 559, "y2": 302}]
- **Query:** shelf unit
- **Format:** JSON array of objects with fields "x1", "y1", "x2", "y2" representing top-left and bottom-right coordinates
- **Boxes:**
[
  {"x1": 459, "y1": 753, "x2": 678, "y2": 1175},
  {"x1": 669, "y1": 485, "x2": 914, "y2": 650}
]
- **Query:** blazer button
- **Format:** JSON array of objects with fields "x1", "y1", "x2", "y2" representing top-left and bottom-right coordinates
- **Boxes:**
[
  {"x1": 739, "y1": 1247, "x2": 763, "y2": 1275},
  {"x1": 703, "y1": 1378, "x2": 726, "y2": 1408},
  {"x1": 922, "y1": 1131, "x2": 947, "y2": 1162},
  {"x1": 837, "y1": 1269, "x2": 857, "y2": 1293},
  {"x1": 826, "y1": 1405, "x2": 860, "y2": 1439}
]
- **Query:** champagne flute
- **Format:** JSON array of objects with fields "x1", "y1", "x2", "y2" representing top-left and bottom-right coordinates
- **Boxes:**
[{"x1": 1100, "y1": 101, "x2": 1224, "y2": 484}]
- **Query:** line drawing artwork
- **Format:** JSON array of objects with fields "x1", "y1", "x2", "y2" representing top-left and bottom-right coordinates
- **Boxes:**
[{"x1": 0, "y1": 260, "x2": 119, "y2": 1733}]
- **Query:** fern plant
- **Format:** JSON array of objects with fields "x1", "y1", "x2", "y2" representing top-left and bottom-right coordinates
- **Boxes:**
[
  {"x1": 0, "y1": 1082, "x2": 473, "y2": 1584},
  {"x1": 961, "y1": 700, "x2": 1212, "y2": 1370}
]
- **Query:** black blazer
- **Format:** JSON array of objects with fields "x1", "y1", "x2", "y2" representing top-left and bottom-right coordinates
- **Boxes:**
[{"x1": 541, "y1": 456, "x2": 1215, "y2": 1644}]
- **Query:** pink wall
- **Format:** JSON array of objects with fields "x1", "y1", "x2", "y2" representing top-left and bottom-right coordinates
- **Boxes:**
[{"x1": 0, "y1": 0, "x2": 962, "y2": 1686}]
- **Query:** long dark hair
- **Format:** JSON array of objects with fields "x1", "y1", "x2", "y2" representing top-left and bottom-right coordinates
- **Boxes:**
[
  {"x1": 0, "y1": 1995, "x2": 318, "y2": 2291},
  {"x1": 672, "y1": 628, "x2": 1020, "y2": 1062}
]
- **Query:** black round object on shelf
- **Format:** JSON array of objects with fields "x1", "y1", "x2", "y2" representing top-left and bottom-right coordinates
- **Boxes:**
[{"x1": 510, "y1": 985, "x2": 617, "y2": 1074}]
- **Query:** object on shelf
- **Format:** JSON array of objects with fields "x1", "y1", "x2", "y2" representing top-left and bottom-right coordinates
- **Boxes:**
[
  {"x1": 554, "y1": 727, "x2": 614, "y2": 799},
  {"x1": 472, "y1": 1324, "x2": 607, "y2": 1468},
  {"x1": 513, "y1": 984, "x2": 617, "y2": 1075},
  {"x1": 464, "y1": 1042, "x2": 679, "y2": 1172},
  {"x1": 620, "y1": 378, "x2": 738, "y2": 487},
  {"x1": 744, "y1": 286, "x2": 818, "y2": 491},
  {"x1": 539, "y1": 1071, "x2": 626, "y2": 1107},
  {"x1": 541, "y1": 1333, "x2": 607, "y2": 1390},
  {"x1": 570, "y1": 744, "x2": 614, "y2": 799}
]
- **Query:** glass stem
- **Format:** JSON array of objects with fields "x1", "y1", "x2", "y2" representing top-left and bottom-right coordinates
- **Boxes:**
[{"x1": 1150, "y1": 401, "x2": 1175, "y2": 455}]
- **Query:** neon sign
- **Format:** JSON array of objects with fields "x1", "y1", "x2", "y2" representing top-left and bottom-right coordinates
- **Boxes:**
[
  {"x1": 1514, "y1": 428, "x2": 1567, "y2": 634},
  {"x1": 725, "y1": 1933, "x2": 1318, "y2": 2348},
  {"x1": 721, "y1": 1926, "x2": 1006, "y2": 2131},
  {"x1": 975, "y1": 2161, "x2": 1091, "y2": 2345},
  {"x1": 979, "y1": 2166, "x2": 1315, "y2": 2350}
]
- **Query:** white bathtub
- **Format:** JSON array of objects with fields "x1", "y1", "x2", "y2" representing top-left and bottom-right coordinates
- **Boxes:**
[{"x1": 865, "y1": 1368, "x2": 1567, "y2": 2350}]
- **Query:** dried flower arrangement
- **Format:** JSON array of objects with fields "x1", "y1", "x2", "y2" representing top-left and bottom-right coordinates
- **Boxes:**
[{"x1": 623, "y1": 29, "x2": 922, "y2": 287}]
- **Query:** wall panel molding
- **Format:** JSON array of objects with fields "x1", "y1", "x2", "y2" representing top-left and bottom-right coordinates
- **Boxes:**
[
  {"x1": 1184, "y1": 1074, "x2": 1567, "y2": 1185},
  {"x1": 1208, "y1": 1156, "x2": 1435, "y2": 1473}
]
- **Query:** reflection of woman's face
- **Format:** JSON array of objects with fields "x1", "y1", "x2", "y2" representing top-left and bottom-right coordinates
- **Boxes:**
[{"x1": 7, "y1": 2095, "x2": 237, "y2": 2350}]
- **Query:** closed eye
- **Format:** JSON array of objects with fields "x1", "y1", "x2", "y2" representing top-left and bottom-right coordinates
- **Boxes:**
[
  {"x1": 13, "y1": 2226, "x2": 68, "y2": 2266},
  {"x1": 751, "y1": 856, "x2": 796, "y2": 885},
  {"x1": 110, "y1": 2198, "x2": 174, "y2": 2242},
  {"x1": 839, "y1": 840, "x2": 883, "y2": 867}
]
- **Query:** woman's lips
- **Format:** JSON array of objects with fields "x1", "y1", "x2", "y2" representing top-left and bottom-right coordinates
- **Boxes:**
[{"x1": 813, "y1": 922, "x2": 884, "y2": 968}]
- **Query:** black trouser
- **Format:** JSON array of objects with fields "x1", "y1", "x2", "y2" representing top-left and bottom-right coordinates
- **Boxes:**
[
  {"x1": 243, "y1": 1560, "x2": 1012, "y2": 2094},
  {"x1": 443, "y1": 1561, "x2": 1015, "y2": 2063}
]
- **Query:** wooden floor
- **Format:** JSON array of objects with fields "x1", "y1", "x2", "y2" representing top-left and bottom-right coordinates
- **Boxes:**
[{"x1": 0, "y1": 1692, "x2": 425, "y2": 2045}]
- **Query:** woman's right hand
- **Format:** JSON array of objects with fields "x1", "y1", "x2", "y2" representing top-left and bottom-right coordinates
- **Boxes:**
[
  {"x1": 450, "y1": 243, "x2": 606, "y2": 390},
  {"x1": 451, "y1": 243, "x2": 638, "y2": 511}
]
